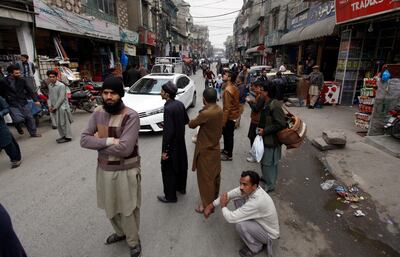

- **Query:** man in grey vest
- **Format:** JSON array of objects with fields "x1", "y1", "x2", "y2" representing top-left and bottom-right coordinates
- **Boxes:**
[{"x1": 16, "y1": 54, "x2": 36, "y2": 91}]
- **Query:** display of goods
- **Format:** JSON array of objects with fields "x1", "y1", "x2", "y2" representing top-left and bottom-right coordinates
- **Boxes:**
[
  {"x1": 364, "y1": 78, "x2": 377, "y2": 88},
  {"x1": 355, "y1": 119, "x2": 369, "y2": 129},
  {"x1": 358, "y1": 104, "x2": 373, "y2": 114},
  {"x1": 360, "y1": 87, "x2": 376, "y2": 97},
  {"x1": 355, "y1": 112, "x2": 370, "y2": 121},
  {"x1": 358, "y1": 96, "x2": 374, "y2": 105}
]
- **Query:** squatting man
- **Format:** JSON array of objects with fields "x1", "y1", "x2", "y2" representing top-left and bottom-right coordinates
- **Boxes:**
[{"x1": 204, "y1": 170, "x2": 280, "y2": 257}]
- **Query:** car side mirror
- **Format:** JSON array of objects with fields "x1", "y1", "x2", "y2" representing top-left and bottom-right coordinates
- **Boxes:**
[{"x1": 177, "y1": 88, "x2": 185, "y2": 94}]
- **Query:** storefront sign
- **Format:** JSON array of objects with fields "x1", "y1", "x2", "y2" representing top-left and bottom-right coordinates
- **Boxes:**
[
  {"x1": 139, "y1": 28, "x2": 156, "y2": 46},
  {"x1": 290, "y1": 1, "x2": 336, "y2": 31},
  {"x1": 33, "y1": 0, "x2": 120, "y2": 41},
  {"x1": 147, "y1": 31, "x2": 156, "y2": 46},
  {"x1": 336, "y1": 0, "x2": 400, "y2": 24},
  {"x1": 124, "y1": 44, "x2": 136, "y2": 56},
  {"x1": 120, "y1": 29, "x2": 139, "y2": 45}
]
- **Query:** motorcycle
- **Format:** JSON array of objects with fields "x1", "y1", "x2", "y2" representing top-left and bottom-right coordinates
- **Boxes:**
[
  {"x1": 67, "y1": 87, "x2": 97, "y2": 113},
  {"x1": 384, "y1": 104, "x2": 400, "y2": 139},
  {"x1": 205, "y1": 78, "x2": 215, "y2": 88},
  {"x1": 79, "y1": 80, "x2": 103, "y2": 105}
]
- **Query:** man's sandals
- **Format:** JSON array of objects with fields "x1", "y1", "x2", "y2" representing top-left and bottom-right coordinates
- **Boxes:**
[{"x1": 105, "y1": 233, "x2": 126, "y2": 245}]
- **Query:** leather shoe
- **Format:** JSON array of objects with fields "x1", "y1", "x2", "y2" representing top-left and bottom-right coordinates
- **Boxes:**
[
  {"x1": 30, "y1": 133, "x2": 42, "y2": 137},
  {"x1": 177, "y1": 189, "x2": 186, "y2": 195},
  {"x1": 157, "y1": 195, "x2": 177, "y2": 203},
  {"x1": 57, "y1": 137, "x2": 71, "y2": 143}
]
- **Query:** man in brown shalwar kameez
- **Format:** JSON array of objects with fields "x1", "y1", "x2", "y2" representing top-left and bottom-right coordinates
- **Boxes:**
[{"x1": 189, "y1": 87, "x2": 223, "y2": 213}]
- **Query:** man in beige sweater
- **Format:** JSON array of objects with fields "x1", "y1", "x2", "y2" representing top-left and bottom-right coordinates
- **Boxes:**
[{"x1": 204, "y1": 171, "x2": 279, "y2": 257}]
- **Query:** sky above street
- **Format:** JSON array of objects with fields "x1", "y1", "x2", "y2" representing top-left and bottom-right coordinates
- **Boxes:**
[{"x1": 185, "y1": 0, "x2": 243, "y2": 49}]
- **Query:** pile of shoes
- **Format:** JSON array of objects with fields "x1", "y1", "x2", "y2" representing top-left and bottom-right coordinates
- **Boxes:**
[{"x1": 312, "y1": 130, "x2": 346, "y2": 151}]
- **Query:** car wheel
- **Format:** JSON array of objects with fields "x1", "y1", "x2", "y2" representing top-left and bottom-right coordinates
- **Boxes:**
[{"x1": 190, "y1": 91, "x2": 196, "y2": 108}]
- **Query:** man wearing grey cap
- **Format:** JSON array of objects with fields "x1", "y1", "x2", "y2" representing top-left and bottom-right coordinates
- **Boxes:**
[{"x1": 158, "y1": 81, "x2": 189, "y2": 203}]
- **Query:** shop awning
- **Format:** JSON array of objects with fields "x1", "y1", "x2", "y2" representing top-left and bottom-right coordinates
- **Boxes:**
[
  {"x1": 245, "y1": 45, "x2": 265, "y2": 54},
  {"x1": 279, "y1": 16, "x2": 336, "y2": 45},
  {"x1": 299, "y1": 16, "x2": 336, "y2": 41},
  {"x1": 279, "y1": 27, "x2": 304, "y2": 45}
]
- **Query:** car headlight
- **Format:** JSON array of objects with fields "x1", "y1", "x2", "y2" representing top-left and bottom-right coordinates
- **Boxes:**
[{"x1": 146, "y1": 107, "x2": 164, "y2": 116}]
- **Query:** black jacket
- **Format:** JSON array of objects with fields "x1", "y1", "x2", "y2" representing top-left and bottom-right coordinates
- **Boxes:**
[
  {"x1": 0, "y1": 76, "x2": 36, "y2": 107},
  {"x1": 258, "y1": 99, "x2": 286, "y2": 148},
  {"x1": 162, "y1": 99, "x2": 189, "y2": 172},
  {"x1": 125, "y1": 68, "x2": 141, "y2": 87}
]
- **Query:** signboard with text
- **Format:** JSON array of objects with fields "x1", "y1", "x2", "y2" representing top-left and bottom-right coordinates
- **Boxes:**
[
  {"x1": 335, "y1": 0, "x2": 400, "y2": 24},
  {"x1": 33, "y1": 0, "x2": 120, "y2": 41},
  {"x1": 290, "y1": 1, "x2": 336, "y2": 30}
]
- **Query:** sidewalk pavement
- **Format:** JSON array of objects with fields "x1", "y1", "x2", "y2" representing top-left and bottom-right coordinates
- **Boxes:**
[{"x1": 287, "y1": 105, "x2": 400, "y2": 237}]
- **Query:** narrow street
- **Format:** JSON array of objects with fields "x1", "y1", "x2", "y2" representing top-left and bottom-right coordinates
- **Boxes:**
[{"x1": 1, "y1": 70, "x2": 398, "y2": 257}]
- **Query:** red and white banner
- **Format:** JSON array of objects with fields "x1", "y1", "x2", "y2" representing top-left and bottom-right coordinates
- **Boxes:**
[{"x1": 335, "y1": 0, "x2": 400, "y2": 24}]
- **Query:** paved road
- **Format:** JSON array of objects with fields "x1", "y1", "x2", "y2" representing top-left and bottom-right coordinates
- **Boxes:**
[{"x1": 1, "y1": 68, "x2": 399, "y2": 257}]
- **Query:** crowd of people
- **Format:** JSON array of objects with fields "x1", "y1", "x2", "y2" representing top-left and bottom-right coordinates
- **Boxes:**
[
  {"x1": 0, "y1": 58, "x2": 77, "y2": 169},
  {"x1": 77, "y1": 61, "x2": 287, "y2": 257},
  {"x1": 1, "y1": 59, "x2": 289, "y2": 257}
]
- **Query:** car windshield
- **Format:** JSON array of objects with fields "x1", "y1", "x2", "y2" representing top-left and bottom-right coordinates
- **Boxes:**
[{"x1": 128, "y1": 78, "x2": 170, "y2": 94}]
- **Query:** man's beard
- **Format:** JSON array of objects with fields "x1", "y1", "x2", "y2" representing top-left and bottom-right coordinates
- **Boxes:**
[{"x1": 103, "y1": 99, "x2": 124, "y2": 114}]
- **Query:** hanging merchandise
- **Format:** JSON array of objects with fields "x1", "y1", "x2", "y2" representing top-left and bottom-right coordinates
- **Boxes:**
[
  {"x1": 120, "y1": 48, "x2": 128, "y2": 70},
  {"x1": 53, "y1": 36, "x2": 69, "y2": 61},
  {"x1": 382, "y1": 69, "x2": 391, "y2": 82},
  {"x1": 355, "y1": 78, "x2": 378, "y2": 129},
  {"x1": 108, "y1": 47, "x2": 115, "y2": 69}
]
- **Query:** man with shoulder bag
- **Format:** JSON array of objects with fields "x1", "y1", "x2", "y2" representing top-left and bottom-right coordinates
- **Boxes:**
[{"x1": 257, "y1": 87, "x2": 286, "y2": 192}]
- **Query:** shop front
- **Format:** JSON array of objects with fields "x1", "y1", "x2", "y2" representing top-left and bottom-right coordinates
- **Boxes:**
[
  {"x1": 334, "y1": 0, "x2": 400, "y2": 136},
  {"x1": 138, "y1": 28, "x2": 157, "y2": 69},
  {"x1": 0, "y1": 4, "x2": 35, "y2": 77},
  {"x1": 245, "y1": 45, "x2": 265, "y2": 65},
  {"x1": 33, "y1": 0, "x2": 125, "y2": 81},
  {"x1": 275, "y1": 1, "x2": 338, "y2": 78},
  {"x1": 334, "y1": 0, "x2": 400, "y2": 105}
]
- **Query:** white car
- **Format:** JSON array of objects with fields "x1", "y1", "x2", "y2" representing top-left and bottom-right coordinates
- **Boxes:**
[{"x1": 122, "y1": 73, "x2": 196, "y2": 132}]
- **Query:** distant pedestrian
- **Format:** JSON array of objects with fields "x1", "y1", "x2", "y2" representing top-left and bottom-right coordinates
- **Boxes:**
[
  {"x1": 257, "y1": 86, "x2": 286, "y2": 192},
  {"x1": 215, "y1": 74, "x2": 223, "y2": 100},
  {"x1": 259, "y1": 68, "x2": 274, "y2": 99},
  {"x1": 189, "y1": 87, "x2": 223, "y2": 213},
  {"x1": 221, "y1": 71, "x2": 240, "y2": 161},
  {"x1": 304, "y1": 55, "x2": 315, "y2": 75},
  {"x1": 80, "y1": 77, "x2": 142, "y2": 257},
  {"x1": 246, "y1": 80, "x2": 265, "y2": 162},
  {"x1": 0, "y1": 65, "x2": 41, "y2": 137},
  {"x1": 0, "y1": 96, "x2": 22, "y2": 168},
  {"x1": 16, "y1": 54, "x2": 36, "y2": 91},
  {"x1": 47, "y1": 70, "x2": 72, "y2": 143},
  {"x1": 204, "y1": 171, "x2": 280, "y2": 257},
  {"x1": 306, "y1": 65, "x2": 324, "y2": 109},
  {"x1": 235, "y1": 75, "x2": 247, "y2": 128},
  {"x1": 124, "y1": 64, "x2": 141, "y2": 87},
  {"x1": 272, "y1": 71, "x2": 286, "y2": 102},
  {"x1": 0, "y1": 203, "x2": 28, "y2": 257},
  {"x1": 158, "y1": 81, "x2": 189, "y2": 203},
  {"x1": 203, "y1": 67, "x2": 215, "y2": 88},
  {"x1": 138, "y1": 64, "x2": 148, "y2": 78}
]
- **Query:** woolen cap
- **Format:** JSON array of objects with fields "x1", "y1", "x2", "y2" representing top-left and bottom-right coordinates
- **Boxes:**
[
  {"x1": 102, "y1": 77, "x2": 125, "y2": 97},
  {"x1": 162, "y1": 81, "x2": 177, "y2": 95}
]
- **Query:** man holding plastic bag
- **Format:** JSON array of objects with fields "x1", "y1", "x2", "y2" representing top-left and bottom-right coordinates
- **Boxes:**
[
  {"x1": 246, "y1": 80, "x2": 265, "y2": 162},
  {"x1": 257, "y1": 88, "x2": 286, "y2": 192}
]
